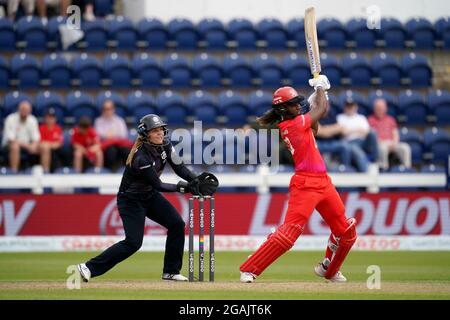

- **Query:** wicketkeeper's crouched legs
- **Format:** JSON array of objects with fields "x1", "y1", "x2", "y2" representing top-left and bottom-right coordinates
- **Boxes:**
[{"x1": 240, "y1": 223, "x2": 303, "y2": 276}]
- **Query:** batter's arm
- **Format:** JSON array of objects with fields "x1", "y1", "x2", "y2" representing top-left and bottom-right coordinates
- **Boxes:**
[{"x1": 309, "y1": 88, "x2": 329, "y2": 127}]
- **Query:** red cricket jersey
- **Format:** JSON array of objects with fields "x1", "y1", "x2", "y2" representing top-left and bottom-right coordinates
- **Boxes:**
[
  {"x1": 278, "y1": 114, "x2": 327, "y2": 173},
  {"x1": 71, "y1": 127, "x2": 99, "y2": 148},
  {"x1": 39, "y1": 124, "x2": 63, "y2": 143}
]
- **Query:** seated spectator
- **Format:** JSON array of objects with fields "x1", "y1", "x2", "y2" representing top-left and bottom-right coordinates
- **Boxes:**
[
  {"x1": 2, "y1": 101, "x2": 40, "y2": 172},
  {"x1": 71, "y1": 116, "x2": 103, "y2": 173},
  {"x1": 72, "y1": 0, "x2": 95, "y2": 21},
  {"x1": 368, "y1": 98, "x2": 412, "y2": 170},
  {"x1": 37, "y1": 0, "x2": 71, "y2": 25},
  {"x1": 8, "y1": 0, "x2": 34, "y2": 20},
  {"x1": 337, "y1": 100, "x2": 378, "y2": 172},
  {"x1": 39, "y1": 108, "x2": 66, "y2": 173},
  {"x1": 94, "y1": 100, "x2": 132, "y2": 171}
]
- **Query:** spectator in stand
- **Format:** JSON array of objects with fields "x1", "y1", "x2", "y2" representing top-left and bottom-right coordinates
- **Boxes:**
[
  {"x1": 337, "y1": 100, "x2": 378, "y2": 172},
  {"x1": 368, "y1": 98, "x2": 412, "y2": 170},
  {"x1": 36, "y1": 0, "x2": 71, "y2": 25},
  {"x1": 72, "y1": 0, "x2": 95, "y2": 21},
  {"x1": 71, "y1": 116, "x2": 103, "y2": 173},
  {"x1": 95, "y1": 100, "x2": 131, "y2": 171},
  {"x1": 7, "y1": 0, "x2": 34, "y2": 20},
  {"x1": 39, "y1": 108, "x2": 65, "y2": 173},
  {"x1": 2, "y1": 101, "x2": 40, "y2": 172}
]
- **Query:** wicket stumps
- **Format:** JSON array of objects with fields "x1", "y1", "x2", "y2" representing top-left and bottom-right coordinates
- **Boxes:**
[{"x1": 188, "y1": 195, "x2": 215, "y2": 282}]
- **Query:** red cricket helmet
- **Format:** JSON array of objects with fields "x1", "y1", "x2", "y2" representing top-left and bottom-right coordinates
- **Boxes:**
[{"x1": 272, "y1": 86, "x2": 300, "y2": 106}]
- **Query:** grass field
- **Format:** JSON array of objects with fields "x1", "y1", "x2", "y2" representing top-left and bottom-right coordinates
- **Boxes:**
[{"x1": 0, "y1": 251, "x2": 449, "y2": 299}]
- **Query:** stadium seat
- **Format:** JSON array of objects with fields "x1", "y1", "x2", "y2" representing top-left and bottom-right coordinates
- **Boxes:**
[
  {"x1": 186, "y1": 90, "x2": 219, "y2": 124},
  {"x1": 107, "y1": 16, "x2": 137, "y2": 50},
  {"x1": 223, "y1": 53, "x2": 254, "y2": 87},
  {"x1": 197, "y1": 18, "x2": 228, "y2": 49},
  {"x1": 0, "y1": 56, "x2": 10, "y2": 88},
  {"x1": 253, "y1": 53, "x2": 283, "y2": 87},
  {"x1": 341, "y1": 53, "x2": 372, "y2": 87},
  {"x1": 137, "y1": 18, "x2": 168, "y2": 49},
  {"x1": 11, "y1": 53, "x2": 41, "y2": 88},
  {"x1": 401, "y1": 53, "x2": 432, "y2": 87},
  {"x1": 368, "y1": 90, "x2": 398, "y2": 117},
  {"x1": 47, "y1": 16, "x2": 68, "y2": 50},
  {"x1": 218, "y1": 91, "x2": 248, "y2": 126},
  {"x1": 94, "y1": 0, "x2": 114, "y2": 17},
  {"x1": 379, "y1": 18, "x2": 406, "y2": 49},
  {"x1": 405, "y1": 17, "x2": 436, "y2": 49},
  {"x1": 156, "y1": 91, "x2": 188, "y2": 125},
  {"x1": 132, "y1": 53, "x2": 163, "y2": 88},
  {"x1": 85, "y1": 167, "x2": 112, "y2": 174},
  {"x1": 162, "y1": 53, "x2": 193, "y2": 87},
  {"x1": 435, "y1": 17, "x2": 450, "y2": 48},
  {"x1": 421, "y1": 164, "x2": 446, "y2": 173},
  {"x1": 286, "y1": 18, "x2": 305, "y2": 48},
  {"x1": 16, "y1": 16, "x2": 47, "y2": 50},
  {"x1": 248, "y1": 90, "x2": 272, "y2": 117},
  {"x1": 0, "y1": 18, "x2": 16, "y2": 51},
  {"x1": 282, "y1": 53, "x2": 310, "y2": 86},
  {"x1": 346, "y1": 18, "x2": 376, "y2": 48},
  {"x1": 257, "y1": 18, "x2": 288, "y2": 49},
  {"x1": 320, "y1": 53, "x2": 342, "y2": 87},
  {"x1": 167, "y1": 18, "x2": 199, "y2": 49},
  {"x1": 429, "y1": 90, "x2": 450, "y2": 125},
  {"x1": 423, "y1": 127, "x2": 450, "y2": 164},
  {"x1": 96, "y1": 91, "x2": 128, "y2": 118},
  {"x1": 66, "y1": 91, "x2": 98, "y2": 122},
  {"x1": 192, "y1": 53, "x2": 223, "y2": 88},
  {"x1": 72, "y1": 54, "x2": 103, "y2": 88},
  {"x1": 42, "y1": 53, "x2": 72, "y2": 88},
  {"x1": 389, "y1": 165, "x2": 417, "y2": 173},
  {"x1": 398, "y1": 90, "x2": 428, "y2": 125},
  {"x1": 4, "y1": 91, "x2": 32, "y2": 114},
  {"x1": 337, "y1": 90, "x2": 369, "y2": 115},
  {"x1": 399, "y1": 127, "x2": 423, "y2": 164},
  {"x1": 317, "y1": 18, "x2": 347, "y2": 49},
  {"x1": 35, "y1": 91, "x2": 65, "y2": 124},
  {"x1": 103, "y1": 53, "x2": 131, "y2": 88},
  {"x1": 81, "y1": 19, "x2": 108, "y2": 50},
  {"x1": 227, "y1": 18, "x2": 257, "y2": 49},
  {"x1": 127, "y1": 91, "x2": 157, "y2": 121},
  {"x1": 328, "y1": 164, "x2": 357, "y2": 173},
  {"x1": 371, "y1": 52, "x2": 402, "y2": 87}
]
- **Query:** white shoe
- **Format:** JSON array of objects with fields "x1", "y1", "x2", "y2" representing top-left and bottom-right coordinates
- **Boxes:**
[
  {"x1": 162, "y1": 273, "x2": 188, "y2": 281},
  {"x1": 77, "y1": 263, "x2": 91, "y2": 283},
  {"x1": 314, "y1": 259, "x2": 347, "y2": 283},
  {"x1": 240, "y1": 271, "x2": 256, "y2": 283}
]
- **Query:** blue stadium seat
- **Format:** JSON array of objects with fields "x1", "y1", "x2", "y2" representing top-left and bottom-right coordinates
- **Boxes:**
[
  {"x1": 0, "y1": 18, "x2": 16, "y2": 51},
  {"x1": 405, "y1": 17, "x2": 436, "y2": 49},
  {"x1": 192, "y1": 53, "x2": 223, "y2": 88},
  {"x1": 4, "y1": 91, "x2": 32, "y2": 114},
  {"x1": 127, "y1": 91, "x2": 157, "y2": 121},
  {"x1": 401, "y1": 53, "x2": 432, "y2": 87},
  {"x1": 421, "y1": 164, "x2": 446, "y2": 173},
  {"x1": 132, "y1": 53, "x2": 162, "y2": 88},
  {"x1": 327, "y1": 93, "x2": 340, "y2": 118},
  {"x1": 282, "y1": 53, "x2": 310, "y2": 86},
  {"x1": 96, "y1": 91, "x2": 127, "y2": 118},
  {"x1": 16, "y1": 16, "x2": 46, "y2": 50},
  {"x1": 379, "y1": 18, "x2": 406, "y2": 49},
  {"x1": 218, "y1": 91, "x2": 248, "y2": 126},
  {"x1": 346, "y1": 18, "x2": 376, "y2": 48},
  {"x1": 94, "y1": 0, "x2": 114, "y2": 17},
  {"x1": 103, "y1": 53, "x2": 131, "y2": 88},
  {"x1": 248, "y1": 90, "x2": 272, "y2": 117},
  {"x1": 341, "y1": 53, "x2": 372, "y2": 87},
  {"x1": 167, "y1": 18, "x2": 199, "y2": 49},
  {"x1": 371, "y1": 52, "x2": 402, "y2": 87},
  {"x1": 107, "y1": 16, "x2": 137, "y2": 50},
  {"x1": 42, "y1": 53, "x2": 72, "y2": 88},
  {"x1": 257, "y1": 18, "x2": 288, "y2": 49},
  {"x1": 35, "y1": 91, "x2": 65, "y2": 124},
  {"x1": 197, "y1": 18, "x2": 227, "y2": 49},
  {"x1": 66, "y1": 91, "x2": 97, "y2": 122},
  {"x1": 286, "y1": 18, "x2": 305, "y2": 48},
  {"x1": 162, "y1": 53, "x2": 193, "y2": 87},
  {"x1": 186, "y1": 90, "x2": 219, "y2": 124},
  {"x1": 81, "y1": 19, "x2": 108, "y2": 50},
  {"x1": 0, "y1": 56, "x2": 10, "y2": 88},
  {"x1": 328, "y1": 164, "x2": 357, "y2": 173},
  {"x1": 227, "y1": 18, "x2": 257, "y2": 49},
  {"x1": 137, "y1": 18, "x2": 168, "y2": 49},
  {"x1": 368, "y1": 90, "x2": 398, "y2": 117},
  {"x1": 72, "y1": 54, "x2": 103, "y2": 88},
  {"x1": 424, "y1": 127, "x2": 450, "y2": 164},
  {"x1": 223, "y1": 53, "x2": 254, "y2": 87},
  {"x1": 399, "y1": 127, "x2": 423, "y2": 164},
  {"x1": 337, "y1": 90, "x2": 369, "y2": 115},
  {"x1": 435, "y1": 17, "x2": 450, "y2": 48},
  {"x1": 398, "y1": 90, "x2": 428, "y2": 125},
  {"x1": 320, "y1": 53, "x2": 342, "y2": 87},
  {"x1": 11, "y1": 53, "x2": 41, "y2": 88},
  {"x1": 253, "y1": 53, "x2": 283, "y2": 87},
  {"x1": 47, "y1": 16, "x2": 67, "y2": 50},
  {"x1": 429, "y1": 90, "x2": 450, "y2": 125},
  {"x1": 85, "y1": 167, "x2": 112, "y2": 174},
  {"x1": 389, "y1": 165, "x2": 417, "y2": 173},
  {"x1": 156, "y1": 91, "x2": 188, "y2": 125},
  {"x1": 317, "y1": 18, "x2": 347, "y2": 49}
]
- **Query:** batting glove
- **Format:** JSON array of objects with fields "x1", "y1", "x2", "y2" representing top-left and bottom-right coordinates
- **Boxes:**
[{"x1": 308, "y1": 74, "x2": 331, "y2": 91}]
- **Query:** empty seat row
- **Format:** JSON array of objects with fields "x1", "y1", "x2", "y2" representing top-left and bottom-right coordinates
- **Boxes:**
[{"x1": 400, "y1": 127, "x2": 450, "y2": 164}]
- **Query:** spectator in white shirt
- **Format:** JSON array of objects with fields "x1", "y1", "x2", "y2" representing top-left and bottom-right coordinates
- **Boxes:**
[{"x1": 2, "y1": 101, "x2": 40, "y2": 172}]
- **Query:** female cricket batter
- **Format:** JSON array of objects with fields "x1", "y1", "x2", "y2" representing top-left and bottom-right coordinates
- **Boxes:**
[
  {"x1": 77, "y1": 114, "x2": 218, "y2": 282},
  {"x1": 240, "y1": 75, "x2": 357, "y2": 283}
]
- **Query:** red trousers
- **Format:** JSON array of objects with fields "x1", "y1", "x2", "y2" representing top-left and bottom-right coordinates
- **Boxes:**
[{"x1": 284, "y1": 172, "x2": 349, "y2": 237}]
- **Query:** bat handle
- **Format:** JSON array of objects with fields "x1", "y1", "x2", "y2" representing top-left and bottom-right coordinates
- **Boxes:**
[{"x1": 313, "y1": 72, "x2": 320, "y2": 79}]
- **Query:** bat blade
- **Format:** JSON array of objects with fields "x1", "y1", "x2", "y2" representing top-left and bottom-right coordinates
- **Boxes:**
[{"x1": 304, "y1": 7, "x2": 321, "y2": 78}]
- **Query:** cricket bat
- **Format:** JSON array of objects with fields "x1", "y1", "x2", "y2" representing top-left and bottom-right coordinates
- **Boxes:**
[{"x1": 304, "y1": 7, "x2": 321, "y2": 79}]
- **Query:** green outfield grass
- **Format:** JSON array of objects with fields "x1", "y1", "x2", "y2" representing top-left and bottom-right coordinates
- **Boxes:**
[{"x1": 0, "y1": 251, "x2": 449, "y2": 299}]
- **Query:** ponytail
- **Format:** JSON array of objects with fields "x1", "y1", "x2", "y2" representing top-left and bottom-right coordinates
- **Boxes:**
[{"x1": 126, "y1": 137, "x2": 144, "y2": 166}]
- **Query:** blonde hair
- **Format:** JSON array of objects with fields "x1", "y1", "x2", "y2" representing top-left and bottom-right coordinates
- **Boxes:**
[{"x1": 126, "y1": 137, "x2": 144, "y2": 166}]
